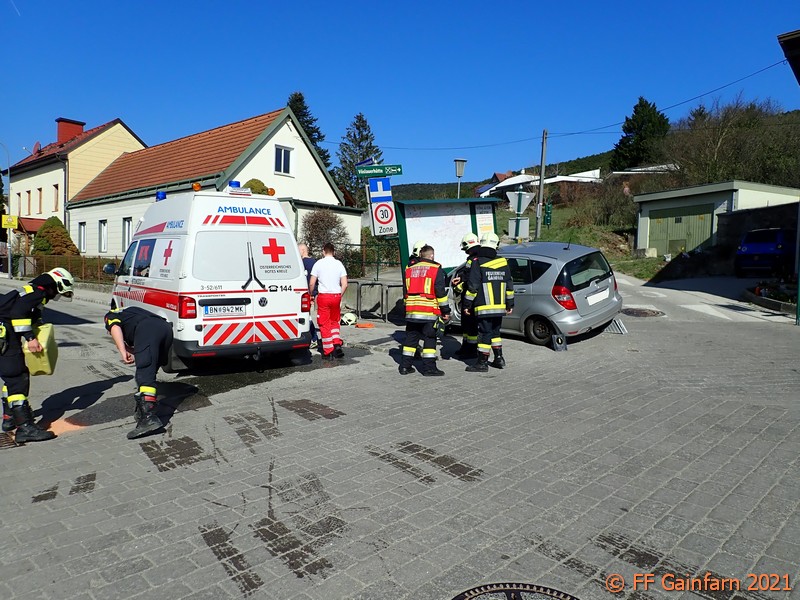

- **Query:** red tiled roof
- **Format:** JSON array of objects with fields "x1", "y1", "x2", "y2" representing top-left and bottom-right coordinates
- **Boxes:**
[
  {"x1": 16, "y1": 217, "x2": 47, "y2": 233},
  {"x1": 71, "y1": 109, "x2": 285, "y2": 203},
  {"x1": 13, "y1": 120, "x2": 124, "y2": 168}
]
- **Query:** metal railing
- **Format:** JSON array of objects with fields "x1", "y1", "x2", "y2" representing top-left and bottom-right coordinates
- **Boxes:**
[{"x1": 2, "y1": 253, "x2": 121, "y2": 282}]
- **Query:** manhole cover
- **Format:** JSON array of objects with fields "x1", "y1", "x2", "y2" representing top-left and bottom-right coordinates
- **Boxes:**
[
  {"x1": 452, "y1": 584, "x2": 580, "y2": 600},
  {"x1": 0, "y1": 432, "x2": 19, "y2": 449},
  {"x1": 622, "y1": 308, "x2": 664, "y2": 317}
]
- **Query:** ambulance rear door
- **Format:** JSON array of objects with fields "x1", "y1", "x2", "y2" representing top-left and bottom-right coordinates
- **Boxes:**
[{"x1": 191, "y1": 223, "x2": 304, "y2": 348}]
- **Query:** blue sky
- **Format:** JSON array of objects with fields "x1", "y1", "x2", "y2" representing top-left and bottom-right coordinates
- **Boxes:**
[{"x1": 2, "y1": 0, "x2": 799, "y2": 187}]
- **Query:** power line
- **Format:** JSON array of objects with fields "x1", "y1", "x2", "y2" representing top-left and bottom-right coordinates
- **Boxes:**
[{"x1": 323, "y1": 59, "x2": 789, "y2": 151}]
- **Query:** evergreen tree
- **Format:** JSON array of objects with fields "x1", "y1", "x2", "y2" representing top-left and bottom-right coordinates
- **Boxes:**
[
  {"x1": 32, "y1": 216, "x2": 79, "y2": 255},
  {"x1": 334, "y1": 113, "x2": 383, "y2": 207},
  {"x1": 609, "y1": 97, "x2": 670, "y2": 171},
  {"x1": 287, "y1": 91, "x2": 331, "y2": 169}
]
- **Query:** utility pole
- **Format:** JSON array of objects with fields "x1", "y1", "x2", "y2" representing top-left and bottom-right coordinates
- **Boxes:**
[{"x1": 534, "y1": 129, "x2": 547, "y2": 240}]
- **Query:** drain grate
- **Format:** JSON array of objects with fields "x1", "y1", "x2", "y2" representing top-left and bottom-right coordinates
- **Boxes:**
[
  {"x1": 622, "y1": 308, "x2": 665, "y2": 318},
  {"x1": 0, "y1": 432, "x2": 19, "y2": 449}
]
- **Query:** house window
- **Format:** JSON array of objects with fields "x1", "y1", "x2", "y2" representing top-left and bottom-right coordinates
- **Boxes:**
[
  {"x1": 275, "y1": 146, "x2": 291, "y2": 174},
  {"x1": 78, "y1": 222, "x2": 86, "y2": 253},
  {"x1": 26, "y1": 191, "x2": 31, "y2": 215},
  {"x1": 37, "y1": 188, "x2": 42, "y2": 214},
  {"x1": 122, "y1": 217, "x2": 132, "y2": 251},
  {"x1": 16, "y1": 193, "x2": 21, "y2": 215},
  {"x1": 53, "y1": 184, "x2": 59, "y2": 212},
  {"x1": 674, "y1": 216, "x2": 682, "y2": 224},
  {"x1": 99, "y1": 220, "x2": 108, "y2": 253}
]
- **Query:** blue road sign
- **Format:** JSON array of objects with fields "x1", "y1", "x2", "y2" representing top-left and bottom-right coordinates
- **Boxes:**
[
  {"x1": 355, "y1": 157, "x2": 375, "y2": 167},
  {"x1": 368, "y1": 177, "x2": 392, "y2": 203}
]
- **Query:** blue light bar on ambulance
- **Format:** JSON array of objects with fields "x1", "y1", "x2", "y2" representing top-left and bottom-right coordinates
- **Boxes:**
[
  {"x1": 229, "y1": 181, "x2": 240, "y2": 188},
  {"x1": 156, "y1": 191, "x2": 167, "y2": 201},
  {"x1": 226, "y1": 180, "x2": 252, "y2": 195}
]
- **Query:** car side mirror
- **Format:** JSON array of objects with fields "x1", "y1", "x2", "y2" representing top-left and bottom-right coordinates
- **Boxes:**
[{"x1": 102, "y1": 263, "x2": 118, "y2": 275}]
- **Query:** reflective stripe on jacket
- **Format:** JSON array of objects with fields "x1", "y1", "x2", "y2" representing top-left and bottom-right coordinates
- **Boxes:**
[
  {"x1": 404, "y1": 259, "x2": 450, "y2": 322},
  {"x1": 463, "y1": 255, "x2": 514, "y2": 317}
]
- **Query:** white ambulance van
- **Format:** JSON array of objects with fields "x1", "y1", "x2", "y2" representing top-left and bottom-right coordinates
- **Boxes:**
[{"x1": 103, "y1": 182, "x2": 312, "y2": 371}]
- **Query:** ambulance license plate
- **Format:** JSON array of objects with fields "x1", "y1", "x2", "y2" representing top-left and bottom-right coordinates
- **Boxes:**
[{"x1": 204, "y1": 305, "x2": 246, "y2": 317}]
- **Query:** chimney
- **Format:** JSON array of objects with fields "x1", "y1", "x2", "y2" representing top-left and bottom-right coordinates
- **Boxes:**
[{"x1": 56, "y1": 118, "x2": 86, "y2": 144}]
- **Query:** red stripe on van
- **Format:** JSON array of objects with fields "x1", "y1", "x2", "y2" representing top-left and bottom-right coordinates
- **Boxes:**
[
  {"x1": 230, "y1": 325, "x2": 251, "y2": 345},
  {"x1": 219, "y1": 215, "x2": 246, "y2": 225},
  {"x1": 270, "y1": 320, "x2": 290, "y2": 339},
  {"x1": 203, "y1": 215, "x2": 212, "y2": 225},
  {"x1": 134, "y1": 222, "x2": 167, "y2": 237},
  {"x1": 255, "y1": 321, "x2": 277, "y2": 341},
  {"x1": 246, "y1": 216, "x2": 271, "y2": 226},
  {"x1": 204, "y1": 323, "x2": 223, "y2": 344},
  {"x1": 274, "y1": 218, "x2": 285, "y2": 227}
]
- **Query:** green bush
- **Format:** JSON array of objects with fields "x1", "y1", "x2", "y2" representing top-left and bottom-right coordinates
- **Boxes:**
[{"x1": 32, "y1": 217, "x2": 79, "y2": 255}]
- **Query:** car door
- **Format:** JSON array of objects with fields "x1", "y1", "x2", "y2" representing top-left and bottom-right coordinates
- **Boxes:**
[{"x1": 504, "y1": 256, "x2": 554, "y2": 331}]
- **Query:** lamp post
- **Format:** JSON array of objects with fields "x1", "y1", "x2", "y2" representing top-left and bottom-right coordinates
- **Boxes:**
[
  {"x1": 454, "y1": 158, "x2": 467, "y2": 199},
  {"x1": 0, "y1": 141, "x2": 11, "y2": 279}
]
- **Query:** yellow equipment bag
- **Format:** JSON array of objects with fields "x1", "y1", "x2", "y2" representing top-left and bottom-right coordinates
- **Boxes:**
[{"x1": 23, "y1": 323, "x2": 59, "y2": 376}]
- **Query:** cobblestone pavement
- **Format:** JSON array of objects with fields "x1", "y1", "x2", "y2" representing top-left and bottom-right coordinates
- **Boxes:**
[{"x1": 0, "y1": 276, "x2": 798, "y2": 600}]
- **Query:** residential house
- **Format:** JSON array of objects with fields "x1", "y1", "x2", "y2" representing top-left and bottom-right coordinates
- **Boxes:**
[
  {"x1": 3, "y1": 117, "x2": 145, "y2": 250},
  {"x1": 68, "y1": 108, "x2": 360, "y2": 257}
]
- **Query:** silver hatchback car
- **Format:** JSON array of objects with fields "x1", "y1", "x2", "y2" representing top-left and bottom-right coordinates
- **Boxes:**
[{"x1": 447, "y1": 242, "x2": 623, "y2": 346}]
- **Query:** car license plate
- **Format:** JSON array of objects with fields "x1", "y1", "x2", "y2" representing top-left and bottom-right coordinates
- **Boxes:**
[
  {"x1": 204, "y1": 305, "x2": 246, "y2": 317},
  {"x1": 586, "y1": 287, "x2": 609, "y2": 306}
]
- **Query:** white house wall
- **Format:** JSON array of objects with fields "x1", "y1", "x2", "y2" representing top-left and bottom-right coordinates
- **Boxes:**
[
  {"x1": 10, "y1": 163, "x2": 64, "y2": 222},
  {"x1": 234, "y1": 120, "x2": 338, "y2": 204},
  {"x1": 280, "y1": 202, "x2": 362, "y2": 250},
  {"x1": 735, "y1": 188, "x2": 800, "y2": 210},
  {"x1": 69, "y1": 196, "x2": 153, "y2": 257}
]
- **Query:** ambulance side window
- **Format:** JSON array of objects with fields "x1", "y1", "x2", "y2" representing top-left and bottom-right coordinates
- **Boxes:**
[
  {"x1": 118, "y1": 243, "x2": 137, "y2": 276},
  {"x1": 133, "y1": 239, "x2": 157, "y2": 277}
]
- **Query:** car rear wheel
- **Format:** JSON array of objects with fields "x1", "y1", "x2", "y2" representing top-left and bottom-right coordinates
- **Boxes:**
[{"x1": 524, "y1": 316, "x2": 553, "y2": 346}]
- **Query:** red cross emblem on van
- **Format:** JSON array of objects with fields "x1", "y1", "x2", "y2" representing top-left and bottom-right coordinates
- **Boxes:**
[{"x1": 261, "y1": 238, "x2": 286, "y2": 262}]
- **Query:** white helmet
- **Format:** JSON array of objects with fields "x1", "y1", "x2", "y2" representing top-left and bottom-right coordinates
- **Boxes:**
[
  {"x1": 411, "y1": 240, "x2": 427, "y2": 256},
  {"x1": 460, "y1": 232, "x2": 479, "y2": 252},
  {"x1": 48, "y1": 268, "x2": 75, "y2": 299},
  {"x1": 340, "y1": 312, "x2": 358, "y2": 326},
  {"x1": 480, "y1": 232, "x2": 500, "y2": 249}
]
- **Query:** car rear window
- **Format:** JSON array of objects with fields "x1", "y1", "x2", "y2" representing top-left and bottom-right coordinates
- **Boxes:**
[
  {"x1": 557, "y1": 251, "x2": 613, "y2": 292},
  {"x1": 742, "y1": 230, "x2": 779, "y2": 244}
]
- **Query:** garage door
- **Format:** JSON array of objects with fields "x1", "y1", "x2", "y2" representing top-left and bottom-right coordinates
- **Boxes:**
[{"x1": 648, "y1": 204, "x2": 714, "y2": 255}]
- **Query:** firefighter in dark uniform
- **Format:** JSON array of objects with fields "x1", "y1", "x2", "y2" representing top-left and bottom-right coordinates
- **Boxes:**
[
  {"x1": 462, "y1": 232, "x2": 514, "y2": 372},
  {"x1": 399, "y1": 245, "x2": 450, "y2": 376},
  {"x1": 104, "y1": 306, "x2": 173, "y2": 439},
  {"x1": 449, "y1": 232, "x2": 481, "y2": 360},
  {"x1": 0, "y1": 268, "x2": 74, "y2": 442}
]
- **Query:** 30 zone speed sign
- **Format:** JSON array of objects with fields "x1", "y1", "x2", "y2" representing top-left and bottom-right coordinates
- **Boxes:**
[{"x1": 371, "y1": 201, "x2": 398, "y2": 236}]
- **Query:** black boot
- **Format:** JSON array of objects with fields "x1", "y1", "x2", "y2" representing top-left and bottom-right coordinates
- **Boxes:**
[
  {"x1": 421, "y1": 361, "x2": 445, "y2": 377},
  {"x1": 491, "y1": 350, "x2": 506, "y2": 369},
  {"x1": 465, "y1": 354, "x2": 489, "y2": 373},
  {"x1": 398, "y1": 361, "x2": 415, "y2": 375},
  {"x1": 12, "y1": 402, "x2": 56, "y2": 442},
  {"x1": 2, "y1": 398, "x2": 14, "y2": 432},
  {"x1": 127, "y1": 394, "x2": 162, "y2": 440}
]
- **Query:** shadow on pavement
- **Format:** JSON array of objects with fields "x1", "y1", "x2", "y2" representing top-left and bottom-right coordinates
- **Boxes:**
[{"x1": 38, "y1": 375, "x2": 132, "y2": 426}]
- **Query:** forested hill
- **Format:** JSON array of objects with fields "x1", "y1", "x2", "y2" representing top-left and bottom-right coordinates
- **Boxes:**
[{"x1": 393, "y1": 150, "x2": 613, "y2": 200}]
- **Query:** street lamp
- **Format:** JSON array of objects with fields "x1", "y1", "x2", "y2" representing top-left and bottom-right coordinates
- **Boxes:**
[{"x1": 454, "y1": 158, "x2": 467, "y2": 199}]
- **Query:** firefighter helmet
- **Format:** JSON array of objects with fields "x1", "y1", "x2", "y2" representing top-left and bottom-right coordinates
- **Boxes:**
[
  {"x1": 460, "y1": 232, "x2": 479, "y2": 252},
  {"x1": 480, "y1": 232, "x2": 500, "y2": 249},
  {"x1": 340, "y1": 312, "x2": 358, "y2": 326},
  {"x1": 47, "y1": 268, "x2": 75, "y2": 299},
  {"x1": 411, "y1": 240, "x2": 427, "y2": 256}
]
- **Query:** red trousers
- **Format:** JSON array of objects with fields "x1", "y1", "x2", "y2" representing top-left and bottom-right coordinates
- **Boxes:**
[{"x1": 316, "y1": 293, "x2": 342, "y2": 356}]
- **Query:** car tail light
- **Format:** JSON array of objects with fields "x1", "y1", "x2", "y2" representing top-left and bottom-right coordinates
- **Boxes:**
[
  {"x1": 552, "y1": 285, "x2": 577, "y2": 310},
  {"x1": 178, "y1": 295, "x2": 197, "y2": 319},
  {"x1": 614, "y1": 276, "x2": 618, "y2": 291},
  {"x1": 300, "y1": 292, "x2": 311, "y2": 313}
]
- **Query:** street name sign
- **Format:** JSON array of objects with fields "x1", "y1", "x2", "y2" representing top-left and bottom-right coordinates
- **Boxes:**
[{"x1": 356, "y1": 164, "x2": 403, "y2": 177}]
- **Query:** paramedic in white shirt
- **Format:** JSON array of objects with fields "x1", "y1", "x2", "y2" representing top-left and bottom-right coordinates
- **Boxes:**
[{"x1": 308, "y1": 243, "x2": 348, "y2": 360}]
